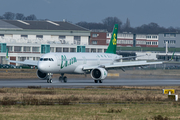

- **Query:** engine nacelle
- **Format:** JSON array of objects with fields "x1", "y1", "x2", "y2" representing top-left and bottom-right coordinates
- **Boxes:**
[
  {"x1": 36, "y1": 70, "x2": 48, "y2": 80},
  {"x1": 91, "y1": 68, "x2": 107, "y2": 80}
]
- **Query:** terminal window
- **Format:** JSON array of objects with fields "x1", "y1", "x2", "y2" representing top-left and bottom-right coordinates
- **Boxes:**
[
  {"x1": 164, "y1": 33, "x2": 176, "y2": 37},
  {"x1": 32, "y1": 47, "x2": 39, "y2": 52},
  {"x1": 70, "y1": 48, "x2": 76, "y2": 52},
  {"x1": 36, "y1": 35, "x2": 43, "y2": 38},
  {"x1": 56, "y1": 47, "x2": 62, "y2": 52},
  {"x1": 7, "y1": 46, "x2": 13, "y2": 52},
  {"x1": 74, "y1": 36, "x2": 81, "y2": 45},
  {"x1": 59, "y1": 36, "x2": 66, "y2": 39},
  {"x1": 21, "y1": 35, "x2": 28, "y2": 38},
  {"x1": 164, "y1": 40, "x2": 176, "y2": 44},
  {"x1": 24, "y1": 47, "x2": 30, "y2": 52},
  {"x1": 92, "y1": 34, "x2": 98, "y2": 37},
  {"x1": 92, "y1": 41, "x2": 97, "y2": 45},
  {"x1": 14, "y1": 46, "x2": 21, "y2": 52}
]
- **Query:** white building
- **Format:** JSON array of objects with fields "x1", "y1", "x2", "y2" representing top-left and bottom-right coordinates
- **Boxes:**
[{"x1": 0, "y1": 20, "x2": 108, "y2": 65}]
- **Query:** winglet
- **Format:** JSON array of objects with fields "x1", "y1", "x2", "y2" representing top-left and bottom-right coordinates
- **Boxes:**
[
  {"x1": 6, "y1": 48, "x2": 9, "y2": 60},
  {"x1": 105, "y1": 24, "x2": 118, "y2": 54}
]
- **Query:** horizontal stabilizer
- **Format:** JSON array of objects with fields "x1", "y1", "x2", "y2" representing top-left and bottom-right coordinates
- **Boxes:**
[{"x1": 7, "y1": 60, "x2": 38, "y2": 66}]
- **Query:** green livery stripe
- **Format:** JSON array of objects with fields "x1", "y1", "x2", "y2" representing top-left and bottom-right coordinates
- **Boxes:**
[{"x1": 105, "y1": 24, "x2": 118, "y2": 54}]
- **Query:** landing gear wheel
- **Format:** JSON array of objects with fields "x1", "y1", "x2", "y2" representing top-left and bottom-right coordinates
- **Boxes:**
[
  {"x1": 46, "y1": 73, "x2": 53, "y2": 83},
  {"x1": 47, "y1": 79, "x2": 52, "y2": 83},
  {"x1": 63, "y1": 76, "x2": 67, "y2": 83},
  {"x1": 47, "y1": 79, "x2": 49, "y2": 83},
  {"x1": 94, "y1": 80, "x2": 98, "y2": 83},
  {"x1": 59, "y1": 76, "x2": 63, "y2": 82},
  {"x1": 49, "y1": 79, "x2": 52, "y2": 83},
  {"x1": 99, "y1": 80, "x2": 103, "y2": 83}
]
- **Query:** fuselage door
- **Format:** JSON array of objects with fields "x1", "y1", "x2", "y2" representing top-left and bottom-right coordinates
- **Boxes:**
[{"x1": 55, "y1": 54, "x2": 60, "y2": 66}]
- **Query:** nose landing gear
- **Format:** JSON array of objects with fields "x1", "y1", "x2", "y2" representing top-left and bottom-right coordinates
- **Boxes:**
[{"x1": 47, "y1": 73, "x2": 53, "y2": 83}]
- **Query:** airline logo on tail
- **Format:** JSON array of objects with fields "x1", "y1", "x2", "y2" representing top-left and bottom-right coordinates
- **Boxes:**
[{"x1": 112, "y1": 33, "x2": 117, "y2": 45}]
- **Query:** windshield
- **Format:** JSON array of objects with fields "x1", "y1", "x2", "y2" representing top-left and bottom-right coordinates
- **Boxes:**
[{"x1": 40, "y1": 58, "x2": 54, "y2": 61}]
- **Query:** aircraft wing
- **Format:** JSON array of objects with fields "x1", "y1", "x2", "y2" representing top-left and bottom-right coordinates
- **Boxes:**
[
  {"x1": 7, "y1": 60, "x2": 38, "y2": 66},
  {"x1": 83, "y1": 61, "x2": 162, "y2": 70},
  {"x1": 115, "y1": 54, "x2": 149, "y2": 61}
]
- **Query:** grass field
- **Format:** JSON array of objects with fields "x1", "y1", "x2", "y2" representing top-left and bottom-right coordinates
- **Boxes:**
[
  {"x1": 0, "y1": 69, "x2": 180, "y2": 119},
  {"x1": 0, "y1": 86, "x2": 179, "y2": 119}
]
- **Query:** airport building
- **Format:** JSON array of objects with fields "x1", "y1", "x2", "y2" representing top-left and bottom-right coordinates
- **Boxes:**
[
  {"x1": 90, "y1": 31, "x2": 158, "y2": 47},
  {"x1": 158, "y1": 33, "x2": 180, "y2": 48},
  {"x1": 0, "y1": 20, "x2": 108, "y2": 65}
]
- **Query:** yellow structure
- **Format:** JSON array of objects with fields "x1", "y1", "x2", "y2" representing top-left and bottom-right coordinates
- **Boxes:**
[
  {"x1": 162, "y1": 89, "x2": 175, "y2": 94},
  {"x1": 107, "y1": 73, "x2": 119, "y2": 77}
]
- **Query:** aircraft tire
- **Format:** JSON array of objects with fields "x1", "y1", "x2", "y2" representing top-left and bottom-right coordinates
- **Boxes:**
[
  {"x1": 99, "y1": 80, "x2": 103, "y2": 83},
  {"x1": 59, "y1": 76, "x2": 63, "y2": 82},
  {"x1": 63, "y1": 76, "x2": 67, "y2": 83},
  {"x1": 49, "y1": 79, "x2": 52, "y2": 83},
  {"x1": 94, "y1": 80, "x2": 98, "y2": 83},
  {"x1": 47, "y1": 79, "x2": 49, "y2": 83}
]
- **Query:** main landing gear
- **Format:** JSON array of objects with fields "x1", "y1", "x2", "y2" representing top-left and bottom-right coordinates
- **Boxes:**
[
  {"x1": 94, "y1": 80, "x2": 103, "y2": 83},
  {"x1": 59, "y1": 73, "x2": 67, "y2": 83},
  {"x1": 47, "y1": 73, "x2": 53, "y2": 83}
]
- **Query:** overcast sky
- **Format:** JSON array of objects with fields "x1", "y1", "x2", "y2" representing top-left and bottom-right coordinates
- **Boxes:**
[{"x1": 0, "y1": 0, "x2": 180, "y2": 28}]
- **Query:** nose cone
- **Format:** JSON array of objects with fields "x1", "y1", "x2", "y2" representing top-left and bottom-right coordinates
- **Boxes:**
[{"x1": 38, "y1": 62, "x2": 47, "y2": 73}]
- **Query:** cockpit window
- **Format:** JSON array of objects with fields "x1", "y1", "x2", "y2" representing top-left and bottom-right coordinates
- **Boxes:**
[
  {"x1": 44, "y1": 58, "x2": 48, "y2": 61},
  {"x1": 39, "y1": 58, "x2": 54, "y2": 61}
]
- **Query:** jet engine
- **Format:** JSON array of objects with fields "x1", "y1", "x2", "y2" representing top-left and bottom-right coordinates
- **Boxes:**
[
  {"x1": 36, "y1": 70, "x2": 48, "y2": 80},
  {"x1": 91, "y1": 68, "x2": 107, "y2": 80}
]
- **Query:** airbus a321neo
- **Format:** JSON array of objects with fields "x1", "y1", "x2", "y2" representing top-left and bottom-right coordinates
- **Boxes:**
[{"x1": 6, "y1": 24, "x2": 162, "y2": 83}]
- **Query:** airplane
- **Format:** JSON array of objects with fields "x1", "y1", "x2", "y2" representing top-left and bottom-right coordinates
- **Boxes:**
[{"x1": 6, "y1": 24, "x2": 162, "y2": 83}]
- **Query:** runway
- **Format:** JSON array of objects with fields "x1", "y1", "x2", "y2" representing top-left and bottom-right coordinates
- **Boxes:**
[{"x1": 0, "y1": 78, "x2": 180, "y2": 88}]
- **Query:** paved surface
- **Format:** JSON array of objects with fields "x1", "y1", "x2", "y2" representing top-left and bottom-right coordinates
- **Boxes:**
[{"x1": 0, "y1": 78, "x2": 180, "y2": 88}]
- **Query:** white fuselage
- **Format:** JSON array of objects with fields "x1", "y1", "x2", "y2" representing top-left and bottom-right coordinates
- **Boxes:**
[{"x1": 37, "y1": 52, "x2": 120, "y2": 74}]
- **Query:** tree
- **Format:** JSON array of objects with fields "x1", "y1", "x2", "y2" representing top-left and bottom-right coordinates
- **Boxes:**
[
  {"x1": 25, "y1": 14, "x2": 37, "y2": 20},
  {"x1": 3, "y1": 12, "x2": 15, "y2": 20},
  {"x1": 102, "y1": 17, "x2": 122, "y2": 32},
  {"x1": 121, "y1": 18, "x2": 132, "y2": 32},
  {"x1": 124, "y1": 18, "x2": 130, "y2": 28},
  {"x1": 16, "y1": 13, "x2": 25, "y2": 20}
]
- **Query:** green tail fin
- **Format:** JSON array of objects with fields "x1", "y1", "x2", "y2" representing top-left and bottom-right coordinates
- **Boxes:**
[
  {"x1": 105, "y1": 24, "x2": 118, "y2": 54},
  {"x1": 6, "y1": 48, "x2": 8, "y2": 59},
  {"x1": 170, "y1": 49, "x2": 176, "y2": 61}
]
